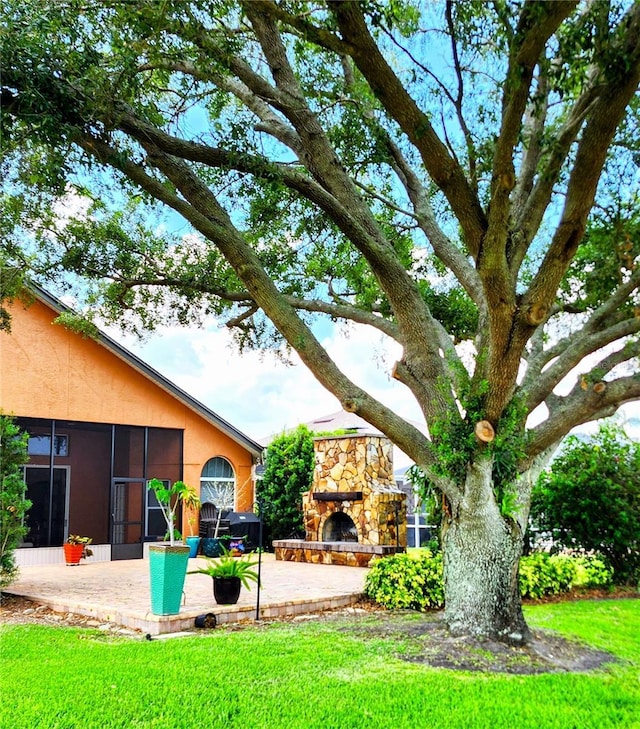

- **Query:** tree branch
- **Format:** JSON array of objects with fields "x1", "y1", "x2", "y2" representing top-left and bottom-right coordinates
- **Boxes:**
[
  {"x1": 241, "y1": 3, "x2": 461, "y2": 423},
  {"x1": 329, "y1": 1, "x2": 487, "y2": 259},
  {"x1": 520, "y1": 2, "x2": 640, "y2": 317},
  {"x1": 524, "y1": 317, "x2": 640, "y2": 413},
  {"x1": 246, "y1": 0, "x2": 354, "y2": 55},
  {"x1": 475, "y1": 3, "x2": 578, "y2": 411},
  {"x1": 513, "y1": 83, "x2": 600, "y2": 263},
  {"x1": 281, "y1": 295, "x2": 401, "y2": 341},
  {"x1": 592, "y1": 339, "x2": 640, "y2": 378},
  {"x1": 486, "y1": 0, "x2": 576, "y2": 263},
  {"x1": 528, "y1": 372, "x2": 640, "y2": 458},
  {"x1": 445, "y1": 1, "x2": 478, "y2": 192},
  {"x1": 523, "y1": 268, "x2": 640, "y2": 392},
  {"x1": 138, "y1": 59, "x2": 302, "y2": 153},
  {"x1": 510, "y1": 66, "x2": 549, "y2": 255},
  {"x1": 333, "y1": 54, "x2": 483, "y2": 310},
  {"x1": 382, "y1": 134, "x2": 485, "y2": 309}
]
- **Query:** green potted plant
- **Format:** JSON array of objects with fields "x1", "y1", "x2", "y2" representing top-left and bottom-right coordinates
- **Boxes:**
[
  {"x1": 147, "y1": 478, "x2": 200, "y2": 615},
  {"x1": 188, "y1": 548, "x2": 260, "y2": 605},
  {"x1": 63, "y1": 535, "x2": 93, "y2": 566},
  {"x1": 185, "y1": 511, "x2": 201, "y2": 558}
]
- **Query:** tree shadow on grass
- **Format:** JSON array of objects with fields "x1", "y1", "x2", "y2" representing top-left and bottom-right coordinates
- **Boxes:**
[{"x1": 327, "y1": 607, "x2": 618, "y2": 675}]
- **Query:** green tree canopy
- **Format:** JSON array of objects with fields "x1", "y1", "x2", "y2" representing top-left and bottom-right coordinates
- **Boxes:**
[
  {"x1": 1, "y1": 0, "x2": 639, "y2": 642},
  {"x1": 531, "y1": 424, "x2": 640, "y2": 584},
  {"x1": 256, "y1": 425, "x2": 314, "y2": 546}
]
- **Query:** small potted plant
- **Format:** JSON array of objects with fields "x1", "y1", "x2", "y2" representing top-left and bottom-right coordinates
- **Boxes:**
[
  {"x1": 147, "y1": 478, "x2": 201, "y2": 547},
  {"x1": 201, "y1": 533, "x2": 232, "y2": 557},
  {"x1": 185, "y1": 511, "x2": 201, "y2": 558},
  {"x1": 188, "y1": 547, "x2": 260, "y2": 605},
  {"x1": 63, "y1": 535, "x2": 93, "y2": 566},
  {"x1": 147, "y1": 478, "x2": 200, "y2": 615}
]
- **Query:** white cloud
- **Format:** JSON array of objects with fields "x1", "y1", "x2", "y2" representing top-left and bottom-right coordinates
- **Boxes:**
[
  {"x1": 51, "y1": 187, "x2": 93, "y2": 230},
  {"x1": 109, "y1": 316, "x2": 640, "y2": 461},
  {"x1": 110, "y1": 320, "x2": 426, "y2": 445}
]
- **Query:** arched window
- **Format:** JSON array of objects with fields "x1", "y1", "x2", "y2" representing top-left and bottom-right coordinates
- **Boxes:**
[{"x1": 200, "y1": 457, "x2": 236, "y2": 511}]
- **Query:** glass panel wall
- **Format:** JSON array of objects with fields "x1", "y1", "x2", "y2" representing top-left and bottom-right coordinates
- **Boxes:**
[{"x1": 15, "y1": 418, "x2": 184, "y2": 551}]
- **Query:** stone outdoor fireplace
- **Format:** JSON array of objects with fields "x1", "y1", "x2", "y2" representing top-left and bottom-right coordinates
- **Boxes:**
[{"x1": 273, "y1": 434, "x2": 406, "y2": 567}]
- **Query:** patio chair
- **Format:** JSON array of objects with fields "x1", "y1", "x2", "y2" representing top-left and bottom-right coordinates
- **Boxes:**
[
  {"x1": 199, "y1": 502, "x2": 231, "y2": 538},
  {"x1": 199, "y1": 502, "x2": 218, "y2": 538}
]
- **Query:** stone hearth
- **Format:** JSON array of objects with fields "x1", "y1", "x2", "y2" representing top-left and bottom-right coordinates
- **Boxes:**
[{"x1": 273, "y1": 434, "x2": 406, "y2": 567}]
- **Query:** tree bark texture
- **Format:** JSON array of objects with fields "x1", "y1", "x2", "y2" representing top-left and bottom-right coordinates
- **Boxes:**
[{"x1": 442, "y1": 460, "x2": 529, "y2": 643}]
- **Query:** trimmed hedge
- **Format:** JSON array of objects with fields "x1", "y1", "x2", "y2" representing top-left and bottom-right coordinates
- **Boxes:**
[
  {"x1": 518, "y1": 553, "x2": 613, "y2": 599},
  {"x1": 364, "y1": 551, "x2": 614, "y2": 611},
  {"x1": 363, "y1": 551, "x2": 444, "y2": 611}
]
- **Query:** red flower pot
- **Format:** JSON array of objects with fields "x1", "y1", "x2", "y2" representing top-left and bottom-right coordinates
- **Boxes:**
[{"x1": 63, "y1": 543, "x2": 85, "y2": 565}]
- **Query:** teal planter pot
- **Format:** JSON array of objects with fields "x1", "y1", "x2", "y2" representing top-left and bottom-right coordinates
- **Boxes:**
[
  {"x1": 186, "y1": 536, "x2": 201, "y2": 558},
  {"x1": 149, "y1": 544, "x2": 190, "y2": 615}
]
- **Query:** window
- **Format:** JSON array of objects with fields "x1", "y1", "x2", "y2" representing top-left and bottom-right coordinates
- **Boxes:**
[
  {"x1": 200, "y1": 457, "x2": 235, "y2": 511},
  {"x1": 28, "y1": 434, "x2": 69, "y2": 457},
  {"x1": 406, "y1": 514, "x2": 436, "y2": 548},
  {"x1": 146, "y1": 479, "x2": 169, "y2": 538}
]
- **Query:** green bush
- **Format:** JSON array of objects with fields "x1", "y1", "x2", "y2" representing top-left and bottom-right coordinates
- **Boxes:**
[
  {"x1": 255, "y1": 425, "x2": 314, "y2": 546},
  {"x1": 530, "y1": 424, "x2": 640, "y2": 584},
  {"x1": 364, "y1": 551, "x2": 444, "y2": 610},
  {"x1": 518, "y1": 553, "x2": 577, "y2": 600},
  {"x1": 572, "y1": 555, "x2": 614, "y2": 589},
  {"x1": 365, "y1": 551, "x2": 615, "y2": 611},
  {"x1": 0, "y1": 415, "x2": 31, "y2": 589},
  {"x1": 518, "y1": 553, "x2": 614, "y2": 599}
]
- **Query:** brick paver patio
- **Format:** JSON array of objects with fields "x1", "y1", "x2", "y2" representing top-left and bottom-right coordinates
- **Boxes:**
[{"x1": 4, "y1": 553, "x2": 367, "y2": 635}]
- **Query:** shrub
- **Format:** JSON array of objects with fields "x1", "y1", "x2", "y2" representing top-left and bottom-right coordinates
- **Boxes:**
[
  {"x1": 518, "y1": 553, "x2": 577, "y2": 600},
  {"x1": 365, "y1": 551, "x2": 615, "y2": 611},
  {"x1": 256, "y1": 425, "x2": 314, "y2": 546},
  {"x1": 530, "y1": 424, "x2": 640, "y2": 584},
  {"x1": 572, "y1": 555, "x2": 614, "y2": 589},
  {"x1": 364, "y1": 551, "x2": 444, "y2": 610},
  {"x1": 518, "y1": 553, "x2": 614, "y2": 599},
  {"x1": 0, "y1": 415, "x2": 31, "y2": 588}
]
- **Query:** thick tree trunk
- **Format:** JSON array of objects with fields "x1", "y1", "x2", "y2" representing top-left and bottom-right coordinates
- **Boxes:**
[{"x1": 442, "y1": 460, "x2": 530, "y2": 644}]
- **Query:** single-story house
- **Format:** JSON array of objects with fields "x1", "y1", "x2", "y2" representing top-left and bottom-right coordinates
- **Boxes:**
[{"x1": 0, "y1": 285, "x2": 263, "y2": 565}]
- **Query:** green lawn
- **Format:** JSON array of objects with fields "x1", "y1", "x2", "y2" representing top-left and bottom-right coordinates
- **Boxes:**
[{"x1": 1, "y1": 599, "x2": 638, "y2": 729}]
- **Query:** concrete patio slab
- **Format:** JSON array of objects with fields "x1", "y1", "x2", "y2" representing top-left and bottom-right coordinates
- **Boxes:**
[{"x1": 2, "y1": 553, "x2": 367, "y2": 635}]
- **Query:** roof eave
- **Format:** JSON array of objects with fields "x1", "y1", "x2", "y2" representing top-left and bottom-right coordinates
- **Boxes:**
[{"x1": 29, "y1": 285, "x2": 263, "y2": 458}]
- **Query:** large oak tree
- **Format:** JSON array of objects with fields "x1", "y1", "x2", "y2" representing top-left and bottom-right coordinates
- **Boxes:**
[{"x1": 1, "y1": 0, "x2": 639, "y2": 642}]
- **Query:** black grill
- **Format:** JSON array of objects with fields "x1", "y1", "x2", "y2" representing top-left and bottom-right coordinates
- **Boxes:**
[{"x1": 227, "y1": 512, "x2": 261, "y2": 549}]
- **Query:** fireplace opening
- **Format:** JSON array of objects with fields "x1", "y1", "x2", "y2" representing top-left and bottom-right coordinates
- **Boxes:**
[{"x1": 323, "y1": 512, "x2": 358, "y2": 542}]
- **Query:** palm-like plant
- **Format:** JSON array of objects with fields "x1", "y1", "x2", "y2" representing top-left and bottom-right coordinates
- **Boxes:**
[
  {"x1": 188, "y1": 548, "x2": 260, "y2": 590},
  {"x1": 147, "y1": 478, "x2": 200, "y2": 546},
  {"x1": 66, "y1": 534, "x2": 93, "y2": 558}
]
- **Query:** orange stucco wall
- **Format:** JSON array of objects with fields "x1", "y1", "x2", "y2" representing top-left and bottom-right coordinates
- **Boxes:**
[{"x1": 0, "y1": 296, "x2": 256, "y2": 512}]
